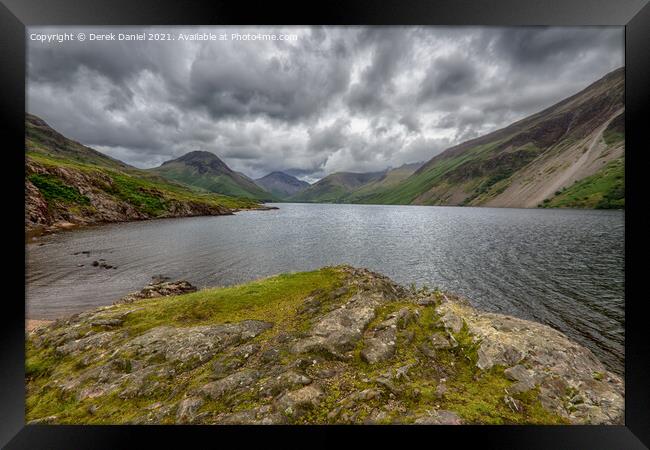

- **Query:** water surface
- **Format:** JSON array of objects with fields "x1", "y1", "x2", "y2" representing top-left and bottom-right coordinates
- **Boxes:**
[{"x1": 26, "y1": 203, "x2": 624, "y2": 373}]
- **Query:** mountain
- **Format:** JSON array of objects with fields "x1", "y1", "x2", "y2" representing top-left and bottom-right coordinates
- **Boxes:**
[
  {"x1": 25, "y1": 114, "x2": 132, "y2": 170},
  {"x1": 289, "y1": 162, "x2": 423, "y2": 203},
  {"x1": 254, "y1": 171, "x2": 310, "y2": 199},
  {"x1": 25, "y1": 115, "x2": 262, "y2": 234},
  {"x1": 366, "y1": 67, "x2": 624, "y2": 209},
  {"x1": 343, "y1": 162, "x2": 424, "y2": 203},
  {"x1": 148, "y1": 151, "x2": 275, "y2": 201},
  {"x1": 289, "y1": 170, "x2": 386, "y2": 203}
]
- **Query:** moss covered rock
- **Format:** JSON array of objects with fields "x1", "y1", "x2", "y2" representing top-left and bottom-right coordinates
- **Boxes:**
[{"x1": 26, "y1": 266, "x2": 622, "y2": 425}]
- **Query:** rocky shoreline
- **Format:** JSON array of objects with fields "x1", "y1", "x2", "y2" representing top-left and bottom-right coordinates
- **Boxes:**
[
  {"x1": 25, "y1": 266, "x2": 623, "y2": 425},
  {"x1": 26, "y1": 158, "x2": 277, "y2": 239},
  {"x1": 26, "y1": 203, "x2": 278, "y2": 240}
]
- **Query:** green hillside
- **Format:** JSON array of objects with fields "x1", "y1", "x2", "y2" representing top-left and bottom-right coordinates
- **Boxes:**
[
  {"x1": 149, "y1": 151, "x2": 276, "y2": 201},
  {"x1": 351, "y1": 68, "x2": 625, "y2": 209},
  {"x1": 255, "y1": 171, "x2": 310, "y2": 200},
  {"x1": 25, "y1": 115, "x2": 262, "y2": 233},
  {"x1": 541, "y1": 158, "x2": 624, "y2": 209},
  {"x1": 290, "y1": 163, "x2": 422, "y2": 204}
]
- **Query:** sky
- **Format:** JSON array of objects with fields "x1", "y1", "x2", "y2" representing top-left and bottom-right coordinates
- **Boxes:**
[{"x1": 27, "y1": 26, "x2": 623, "y2": 183}]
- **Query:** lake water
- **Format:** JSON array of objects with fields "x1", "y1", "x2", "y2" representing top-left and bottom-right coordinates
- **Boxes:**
[{"x1": 26, "y1": 203, "x2": 624, "y2": 374}]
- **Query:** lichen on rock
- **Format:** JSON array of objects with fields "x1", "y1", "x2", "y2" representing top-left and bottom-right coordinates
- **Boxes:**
[{"x1": 25, "y1": 266, "x2": 623, "y2": 425}]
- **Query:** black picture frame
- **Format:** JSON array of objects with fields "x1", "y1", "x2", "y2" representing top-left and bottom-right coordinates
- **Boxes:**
[{"x1": 1, "y1": 0, "x2": 648, "y2": 448}]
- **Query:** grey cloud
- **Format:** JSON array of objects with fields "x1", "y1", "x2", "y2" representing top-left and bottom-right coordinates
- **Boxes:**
[
  {"x1": 491, "y1": 27, "x2": 622, "y2": 69},
  {"x1": 346, "y1": 27, "x2": 415, "y2": 113},
  {"x1": 399, "y1": 114, "x2": 420, "y2": 133},
  {"x1": 27, "y1": 26, "x2": 623, "y2": 181},
  {"x1": 184, "y1": 31, "x2": 352, "y2": 121},
  {"x1": 418, "y1": 56, "x2": 478, "y2": 103},
  {"x1": 307, "y1": 119, "x2": 349, "y2": 153}
]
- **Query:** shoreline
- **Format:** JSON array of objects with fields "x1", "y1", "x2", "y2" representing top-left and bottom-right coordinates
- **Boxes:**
[
  {"x1": 24, "y1": 269, "x2": 623, "y2": 378},
  {"x1": 26, "y1": 203, "x2": 278, "y2": 242},
  {"x1": 26, "y1": 319, "x2": 54, "y2": 332}
]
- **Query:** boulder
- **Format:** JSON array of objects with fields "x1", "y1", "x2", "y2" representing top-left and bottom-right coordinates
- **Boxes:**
[
  {"x1": 361, "y1": 327, "x2": 397, "y2": 364},
  {"x1": 176, "y1": 397, "x2": 204, "y2": 423},
  {"x1": 200, "y1": 370, "x2": 260, "y2": 400},
  {"x1": 413, "y1": 410, "x2": 463, "y2": 425},
  {"x1": 116, "y1": 280, "x2": 198, "y2": 304},
  {"x1": 124, "y1": 321, "x2": 272, "y2": 368},
  {"x1": 274, "y1": 385, "x2": 324, "y2": 418}
]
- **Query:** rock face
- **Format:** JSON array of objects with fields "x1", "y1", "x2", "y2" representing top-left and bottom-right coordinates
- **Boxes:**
[
  {"x1": 25, "y1": 159, "x2": 237, "y2": 234},
  {"x1": 434, "y1": 298, "x2": 624, "y2": 424},
  {"x1": 26, "y1": 266, "x2": 623, "y2": 425}
]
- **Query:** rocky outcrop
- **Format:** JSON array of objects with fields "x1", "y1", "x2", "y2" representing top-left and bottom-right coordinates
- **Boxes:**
[
  {"x1": 26, "y1": 266, "x2": 623, "y2": 425},
  {"x1": 25, "y1": 158, "x2": 262, "y2": 235},
  {"x1": 435, "y1": 297, "x2": 624, "y2": 424},
  {"x1": 115, "y1": 279, "x2": 198, "y2": 304}
]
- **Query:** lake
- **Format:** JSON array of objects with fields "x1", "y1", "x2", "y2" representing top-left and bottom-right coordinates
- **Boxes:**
[{"x1": 26, "y1": 203, "x2": 624, "y2": 374}]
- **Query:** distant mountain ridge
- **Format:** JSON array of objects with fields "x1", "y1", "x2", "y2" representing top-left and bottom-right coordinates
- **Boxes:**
[
  {"x1": 289, "y1": 162, "x2": 423, "y2": 203},
  {"x1": 149, "y1": 151, "x2": 275, "y2": 201},
  {"x1": 254, "y1": 171, "x2": 310, "y2": 199}
]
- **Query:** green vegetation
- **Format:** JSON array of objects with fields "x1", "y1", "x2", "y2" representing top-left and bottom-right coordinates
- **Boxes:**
[
  {"x1": 368, "y1": 141, "x2": 507, "y2": 205},
  {"x1": 300, "y1": 300, "x2": 566, "y2": 425},
  {"x1": 28, "y1": 173, "x2": 90, "y2": 205},
  {"x1": 292, "y1": 69, "x2": 625, "y2": 210},
  {"x1": 148, "y1": 152, "x2": 275, "y2": 202},
  {"x1": 107, "y1": 173, "x2": 167, "y2": 215},
  {"x1": 27, "y1": 151, "x2": 261, "y2": 217},
  {"x1": 120, "y1": 268, "x2": 345, "y2": 336},
  {"x1": 289, "y1": 171, "x2": 389, "y2": 203},
  {"x1": 26, "y1": 114, "x2": 129, "y2": 170},
  {"x1": 25, "y1": 115, "x2": 264, "y2": 230},
  {"x1": 26, "y1": 268, "x2": 345, "y2": 423},
  {"x1": 152, "y1": 166, "x2": 272, "y2": 201},
  {"x1": 603, "y1": 112, "x2": 624, "y2": 146},
  {"x1": 26, "y1": 267, "x2": 568, "y2": 425},
  {"x1": 541, "y1": 158, "x2": 624, "y2": 209}
]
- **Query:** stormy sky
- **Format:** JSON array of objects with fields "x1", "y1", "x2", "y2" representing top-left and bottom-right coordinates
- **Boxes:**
[{"x1": 27, "y1": 26, "x2": 623, "y2": 182}]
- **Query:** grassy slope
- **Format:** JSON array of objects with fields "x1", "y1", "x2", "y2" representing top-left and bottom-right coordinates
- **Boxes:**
[
  {"x1": 541, "y1": 157, "x2": 624, "y2": 209},
  {"x1": 541, "y1": 116, "x2": 624, "y2": 209},
  {"x1": 27, "y1": 151, "x2": 260, "y2": 216},
  {"x1": 291, "y1": 168, "x2": 418, "y2": 204},
  {"x1": 361, "y1": 68, "x2": 624, "y2": 208},
  {"x1": 26, "y1": 268, "x2": 345, "y2": 423},
  {"x1": 254, "y1": 173, "x2": 310, "y2": 200},
  {"x1": 26, "y1": 267, "x2": 565, "y2": 425},
  {"x1": 25, "y1": 113, "x2": 131, "y2": 171},
  {"x1": 289, "y1": 178, "x2": 353, "y2": 203},
  {"x1": 26, "y1": 115, "x2": 267, "y2": 215},
  {"x1": 343, "y1": 164, "x2": 424, "y2": 204},
  {"x1": 368, "y1": 142, "x2": 502, "y2": 205},
  {"x1": 151, "y1": 163, "x2": 275, "y2": 202}
]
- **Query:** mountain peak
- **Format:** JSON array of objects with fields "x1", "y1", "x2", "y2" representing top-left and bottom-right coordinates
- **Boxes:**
[
  {"x1": 255, "y1": 171, "x2": 310, "y2": 199},
  {"x1": 150, "y1": 151, "x2": 273, "y2": 200},
  {"x1": 168, "y1": 150, "x2": 223, "y2": 163},
  {"x1": 160, "y1": 150, "x2": 232, "y2": 175}
]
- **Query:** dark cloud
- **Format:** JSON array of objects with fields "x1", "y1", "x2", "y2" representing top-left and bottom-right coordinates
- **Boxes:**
[
  {"x1": 186, "y1": 38, "x2": 351, "y2": 121},
  {"x1": 418, "y1": 56, "x2": 478, "y2": 103},
  {"x1": 27, "y1": 26, "x2": 623, "y2": 180},
  {"x1": 347, "y1": 27, "x2": 415, "y2": 113},
  {"x1": 491, "y1": 27, "x2": 622, "y2": 69}
]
